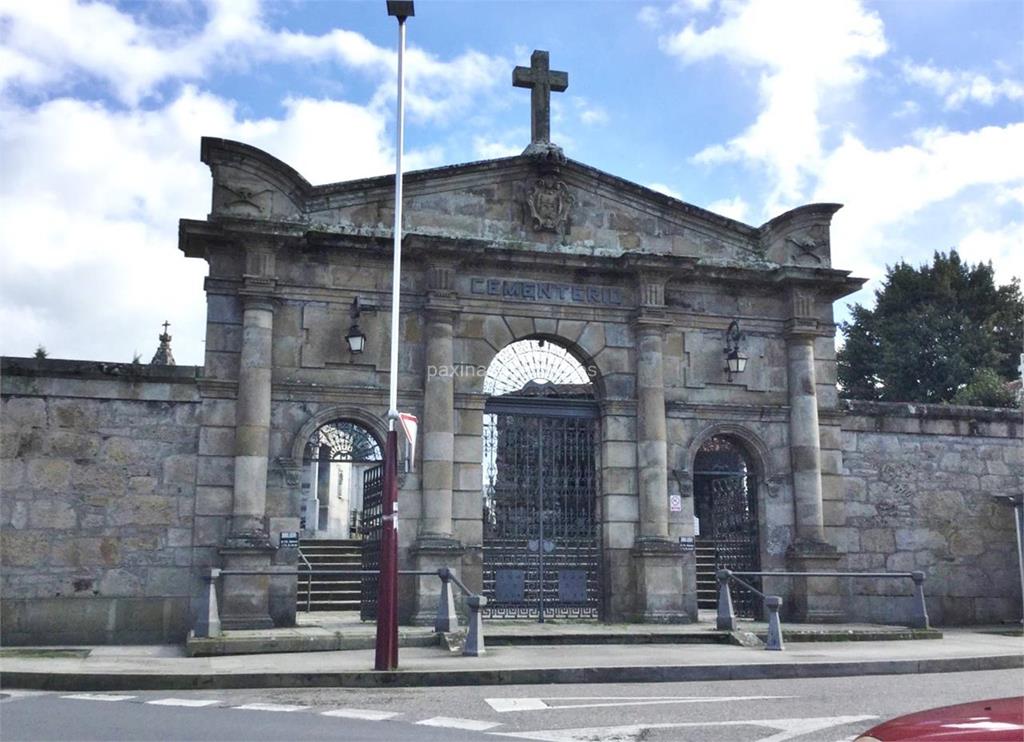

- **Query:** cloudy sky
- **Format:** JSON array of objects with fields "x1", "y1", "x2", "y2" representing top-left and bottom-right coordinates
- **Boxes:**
[{"x1": 1, "y1": 0, "x2": 1021, "y2": 365}]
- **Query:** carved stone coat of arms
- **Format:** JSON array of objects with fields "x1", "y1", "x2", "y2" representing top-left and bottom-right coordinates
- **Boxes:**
[{"x1": 525, "y1": 175, "x2": 574, "y2": 236}]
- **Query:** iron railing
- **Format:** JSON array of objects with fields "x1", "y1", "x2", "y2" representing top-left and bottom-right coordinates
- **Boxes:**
[
  {"x1": 195, "y1": 566, "x2": 488, "y2": 656},
  {"x1": 716, "y1": 568, "x2": 931, "y2": 652}
]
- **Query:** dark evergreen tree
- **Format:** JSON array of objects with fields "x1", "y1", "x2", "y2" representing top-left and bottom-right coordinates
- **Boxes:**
[{"x1": 838, "y1": 250, "x2": 1022, "y2": 407}]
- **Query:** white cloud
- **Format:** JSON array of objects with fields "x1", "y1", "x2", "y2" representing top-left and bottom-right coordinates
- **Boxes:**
[
  {"x1": 661, "y1": 0, "x2": 886, "y2": 210},
  {"x1": 572, "y1": 96, "x2": 609, "y2": 126},
  {"x1": 648, "y1": 182, "x2": 684, "y2": 200},
  {"x1": 707, "y1": 195, "x2": 750, "y2": 222},
  {"x1": 0, "y1": 0, "x2": 507, "y2": 122},
  {"x1": 0, "y1": 85, "x2": 426, "y2": 363},
  {"x1": 473, "y1": 137, "x2": 521, "y2": 160},
  {"x1": 815, "y1": 123, "x2": 1024, "y2": 298},
  {"x1": 902, "y1": 61, "x2": 1024, "y2": 110}
]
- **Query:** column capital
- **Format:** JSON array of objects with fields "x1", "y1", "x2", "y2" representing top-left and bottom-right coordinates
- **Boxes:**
[
  {"x1": 783, "y1": 318, "x2": 819, "y2": 340},
  {"x1": 425, "y1": 294, "x2": 459, "y2": 323},
  {"x1": 238, "y1": 290, "x2": 277, "y2": 312},
  {"x1": 631, "y1": 308, "x2": 673, "y2": 332}
]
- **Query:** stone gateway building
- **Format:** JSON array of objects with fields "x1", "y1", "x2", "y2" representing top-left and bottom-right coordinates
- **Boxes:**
[{"x1": 2, "y1": 52, "x2": 1021, "y2": 644}]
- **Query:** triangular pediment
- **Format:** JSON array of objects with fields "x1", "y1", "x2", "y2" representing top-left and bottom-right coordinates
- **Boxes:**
[{"x1": 200, "y1": 137, "x2": 841, "y2": 268}]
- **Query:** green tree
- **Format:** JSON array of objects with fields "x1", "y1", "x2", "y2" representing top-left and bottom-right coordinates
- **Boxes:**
[{"x1": 838, "y1": 250, "x2": 1022, "y2": 407}]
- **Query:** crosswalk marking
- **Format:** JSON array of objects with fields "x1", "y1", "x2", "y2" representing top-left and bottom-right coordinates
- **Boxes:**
[
  {"x1": 417, "y1": 716, "x2": 502, "y2": 731},
  {"x1": 322, "y1": 708, "x2": 399, "y2": 721},
  {"x1": 61, "y1": 694, "x2": 135, "y2": 702},
  {"x1": 490, "y1": 714, "x2": 878, "y2": 742},
  {"x1": 233, "y1": 703, "x2": 308, "y2": 712},
  {"x1": 486, "y1": 695, "x2": 793, "y2": 713},
  {"x1": 146, "y1": 698, "x2": 220, "y2": 707}
]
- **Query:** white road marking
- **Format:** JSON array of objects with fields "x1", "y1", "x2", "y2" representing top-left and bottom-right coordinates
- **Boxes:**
[
  {"x1": 61, "y1": 694, "x2": 136, "y2": 702},
  {"x1": 233, "y1": 703, "x2": 308, "y2": 712},
  {"x1": 486, "y1": 698, "x2": 550, "y2": 712},
  {"x1": 490, "y1": 714, "x2": 878, "y2": 742},
  {"x1": 485, "y1": 695, "x2": 793, "y2": 713},
  {"x1": 145, "y1": 698, "x2": 221, "y2": 707},
  {"x1": 417, "y1": 716, "x2": 502, "y2": 731},
  {"x1": 322, "y1": 708, "x2": 400, "y2": 721}
]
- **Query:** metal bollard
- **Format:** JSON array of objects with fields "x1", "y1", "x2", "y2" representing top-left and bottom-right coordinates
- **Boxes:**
[
  {"x1": 463, "y1": 595, "x2": 487, "y2": 656},
  {"x1": 194, "y1": 568, "x2": 222, "y2": 638},
  {"x1": 716, "y1": 569, "x2": 737, "y2": 631},
  {"x1": 434, "y1": 568, "x2": 459, "y2": 634},
  {"x1": 909, "y1": 571, "x2": 930, "y2": 629},
  {"x1": 764, "y1": 595, "x2": 784, "y2": 651}
]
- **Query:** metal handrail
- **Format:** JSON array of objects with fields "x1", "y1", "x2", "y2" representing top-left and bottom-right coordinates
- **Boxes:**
[
  {"x1": 196, "y1": 565, "x2": 488, "y2": 657},
  {"x1": 715, "y1": 568, "x2": 931, "y2": 653}
]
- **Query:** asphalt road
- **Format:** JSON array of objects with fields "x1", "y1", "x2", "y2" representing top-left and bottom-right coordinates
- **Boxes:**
[{"x1": 2, "y1": 669, "x2": 1020, "y2": 742}]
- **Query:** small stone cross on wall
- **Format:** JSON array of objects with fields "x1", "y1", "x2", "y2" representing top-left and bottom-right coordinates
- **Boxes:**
[{"x1": 513, "y1": 50, "x2": 568, "y2": 146}]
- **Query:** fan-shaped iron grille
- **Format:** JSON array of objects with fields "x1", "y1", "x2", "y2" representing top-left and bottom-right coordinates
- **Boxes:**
[
  {"x1": 303, "y1": 421, "x2": 383, "y2": 463},
  {"x1": 483, "y1": 339, "x2": 592, "y2": 397}
]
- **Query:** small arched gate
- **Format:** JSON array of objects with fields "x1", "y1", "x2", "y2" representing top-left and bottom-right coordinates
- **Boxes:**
[{"x1": 693, "y1": 435, "x2": 762, "y2": 617}]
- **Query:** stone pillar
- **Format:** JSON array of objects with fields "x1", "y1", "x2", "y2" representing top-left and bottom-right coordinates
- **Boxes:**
[
  {"x1": 420, "y1": 307, "x2": 455, "y2": 540},
  {"x1": 220, "y1": 293, "x2": 276, "y2": 630},
  {"x1": 631, "y1": 297, "x2": 688, "y2": 622},
  {"x1": 413, "y1": 276, "x2": 463, "y2": 625},
  {"x1": 786, "y1": 330, "x2": 825, "y2": 545},
  {"x1": 635, "y1": 318, "x2": 670, "y2": 541},
  {"x1": 784, "y1": 309, "x2": 841, "y2": 622}
]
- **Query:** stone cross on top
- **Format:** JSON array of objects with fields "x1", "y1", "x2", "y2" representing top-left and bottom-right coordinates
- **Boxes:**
[{"x1": 513, "y1": 50, "x2": 568, "y2": 148}]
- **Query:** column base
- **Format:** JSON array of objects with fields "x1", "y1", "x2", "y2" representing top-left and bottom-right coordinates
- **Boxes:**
[
  {"x1": 219, "y1": 540, "x2": 275, "y2": 630},
  {"x1": 785, "y1": 539, "x2": 844, "y2": 623},
  {"x1": 631, "y1": 538, "x2": 695, "y2": 624},
  {"x1": 410, "y1": 536, "x2": 465, "y2": 626}
]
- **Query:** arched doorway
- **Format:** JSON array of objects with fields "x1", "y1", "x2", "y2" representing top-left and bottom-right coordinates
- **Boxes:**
[
  {"x1": 482, "y1": 339, "x2": 601, "y2": 620},
  {"x1": 301, "y1": 420, "x2": 383, "y2": 538},
  {"x1": 693, "y1": 435, "x2": 762, "y2": 617}
]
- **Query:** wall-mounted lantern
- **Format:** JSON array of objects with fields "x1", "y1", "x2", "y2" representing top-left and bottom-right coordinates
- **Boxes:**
[
  {"x1": 724, "y1": 319, "x2": 748, "y2": 382},
  {"x1": 345, "y1": 297, "x2": 369, "y2": 354}
]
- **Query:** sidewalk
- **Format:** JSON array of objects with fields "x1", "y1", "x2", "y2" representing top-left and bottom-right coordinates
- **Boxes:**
[{"x1": 2, "y1": 628, "x2": 1020, "y2": 691}]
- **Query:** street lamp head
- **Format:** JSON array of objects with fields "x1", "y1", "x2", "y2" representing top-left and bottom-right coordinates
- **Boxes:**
[
  {"x1": 346, "y1": 323, "x2": 367, "y2": 354},
  {"x1": 386, "y1": 1, "x2": 414, "y2": 19},
  {"x1": 723, "y1": 319, "x2": 747, "y2": 381}
]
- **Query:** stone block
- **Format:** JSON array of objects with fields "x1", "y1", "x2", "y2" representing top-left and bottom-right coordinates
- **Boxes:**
[
  {"x1": 196, "y1": 455, "x2": 234, "y2": 487},
  {"x1": 202, "y1": 400, "x2": 236, "y2": 428},
  {"x1": 28, "y1": 499, "x2": 77, "y2": 529},
  {"x1": 603, "y1": 494, "x2": 639, "y2": 521},
  {"x1": 199, "y1": 427, "x2": 235, "y2": 456},
  {"x1": 860, "y1": 528, "x2": 895, "y2": 553},
  {"x1": 110, "y1": 496, "x2": 176, "y2": 526},
  {"x1": 3, "y1": 397, "x2": 47, "y2": 428},
  {"x1": 454, "y1": 463, "x2": 481, "y2": 491},
  {"x1": 27, "y1": 459, "x2": 71, "y2": 490},
  {"x1": 145, "y1": 567, "x2": 192, "y2": 597},
  {"x1": 453, "y1": 434, "x2": 482, "y2": 464},
  {"x1": 1, "y1": 530, "x2": 50, "y2": 567},
  {"x1": 602, "y1": 441, "x2": 636, "y2": 468}
]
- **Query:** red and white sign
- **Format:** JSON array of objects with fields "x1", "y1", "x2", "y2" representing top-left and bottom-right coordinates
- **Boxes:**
[{"x1": 398, "y1": 412, "x2": 418, "y2": 464}]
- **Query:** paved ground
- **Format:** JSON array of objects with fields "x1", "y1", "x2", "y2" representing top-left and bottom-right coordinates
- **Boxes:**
[
  {"x1": 3, "y1": 669, "x2": 1020, "y2": 741},
  {"x1": 3, "y1": 629, "x2": 1020, "y2": 689}
]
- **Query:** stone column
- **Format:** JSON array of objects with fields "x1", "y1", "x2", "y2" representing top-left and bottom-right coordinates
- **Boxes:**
[
  {"x1": 420, "y1": 307, "x2": 455, "y2": 540},
  {"x1": 784, "y1": 309, "x2": 842, "y2": 622},
  {"x1": 412, "y1": 274, "x2": 463, "y2": 625},
  {"x1": 635, "y1": 318, "x2": 670, "y2": 541},
  {"x1": 220, "y1": 293, "x2": 276, "y2": 629},
  {"x1": 786, "y1": 330, "x2": 825, "y2": 544},
  {"x1": 630, "y1": 294, "x2": 688, "y2": 622}
]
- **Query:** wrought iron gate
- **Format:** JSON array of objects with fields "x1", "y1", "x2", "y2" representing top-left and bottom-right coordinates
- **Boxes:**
[
  {"x1": 359, "y1": 462, "x2": 384, "y2": 621},
  {"x1": 482, "y1": 399, "x2": 601, "y2": 620},
  {"x1": 693, "y1": 436, "x2": 761, "y2": 618}
]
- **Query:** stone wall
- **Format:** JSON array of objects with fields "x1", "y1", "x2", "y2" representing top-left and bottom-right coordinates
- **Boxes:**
[
  {"x1": 838, "y1": 401, "x2": 1022, "y2": 626},
  {"x1": 1, "y1": 359, "x2": 201, "y2": 644}
]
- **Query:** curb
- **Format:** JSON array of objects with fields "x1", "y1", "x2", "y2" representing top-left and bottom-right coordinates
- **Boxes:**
[{"x1": 2, "y1": 654, "x2": 1020, "y2": 692}]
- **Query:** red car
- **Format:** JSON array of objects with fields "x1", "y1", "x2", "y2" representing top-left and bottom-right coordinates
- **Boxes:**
[{"x1": 856, "y1": 697, "x2": 1024, "y2": 741}]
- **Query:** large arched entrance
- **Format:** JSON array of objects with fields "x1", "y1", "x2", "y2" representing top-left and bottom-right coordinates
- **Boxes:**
[
  {"x1": 482, "y1": 339, "x2": 602, "y2": 620},
  {"x1": 693, "y1": 435, "x2": 762, "y2": 617}
]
